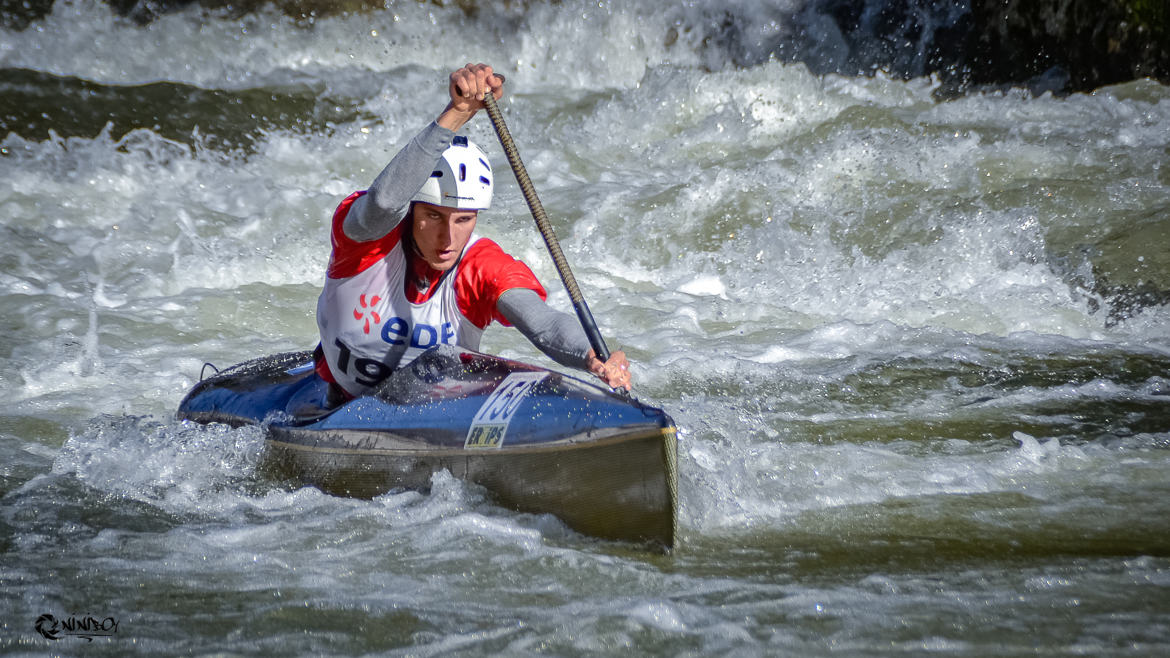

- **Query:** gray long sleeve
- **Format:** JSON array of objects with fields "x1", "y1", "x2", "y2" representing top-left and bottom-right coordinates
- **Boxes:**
[
  {"x1": 497, "y1": 288, "x2": 592, "y2": 369},
  {"x1": 342, "y1": 121, "x2": 456, "y2": 242}
]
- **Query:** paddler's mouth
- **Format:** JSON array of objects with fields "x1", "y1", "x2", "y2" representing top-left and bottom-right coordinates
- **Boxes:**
[{"x1": 426, "y1": 248, "x2": 458, "y2": 270}]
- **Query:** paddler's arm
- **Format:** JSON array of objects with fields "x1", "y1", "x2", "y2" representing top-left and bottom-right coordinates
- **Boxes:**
[
  {"x1": 497, "y1": 288, "x2": 632, "y2": 390},
  {"x1": 343, "y1": 64, "x2": 504, "y2": 242},
  {"x1": 342, "y1": 123, "x2": 454, "y2": 242}
]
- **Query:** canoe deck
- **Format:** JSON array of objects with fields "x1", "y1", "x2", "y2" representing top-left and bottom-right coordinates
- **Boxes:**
[{"x1": 179, "y1": 346, "x2": 678, "y2": 549}]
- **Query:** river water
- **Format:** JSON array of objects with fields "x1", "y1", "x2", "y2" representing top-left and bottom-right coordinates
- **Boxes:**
[{"x1": 3, "y1": 1, "x2": 1170, "y2": 655}]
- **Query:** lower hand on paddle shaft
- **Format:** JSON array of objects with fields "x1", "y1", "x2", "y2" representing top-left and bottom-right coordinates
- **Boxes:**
[{"x1": 588, "y1": 349, "x2": 631, "y2": 390}]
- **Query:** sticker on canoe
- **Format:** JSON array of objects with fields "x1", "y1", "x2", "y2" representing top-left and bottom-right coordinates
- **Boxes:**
[{"x1": 464, "y1": 372, "x2": 547, "y2": 449}]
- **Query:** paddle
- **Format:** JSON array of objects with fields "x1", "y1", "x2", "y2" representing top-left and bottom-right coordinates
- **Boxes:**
[{"x1": 479, "y1": 85, "x2": 614, "y2": 366}]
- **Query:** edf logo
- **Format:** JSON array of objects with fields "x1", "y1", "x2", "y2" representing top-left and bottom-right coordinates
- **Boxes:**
[{"x1": 379, "y1": 316, "x2": 456, "y2": 348}]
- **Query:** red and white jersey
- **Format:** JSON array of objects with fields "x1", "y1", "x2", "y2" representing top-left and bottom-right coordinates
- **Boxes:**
[{"x1": 316, "y1": 191, "x2": 546, "y2": 395}]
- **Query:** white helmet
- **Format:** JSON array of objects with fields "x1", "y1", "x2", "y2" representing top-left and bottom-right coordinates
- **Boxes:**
[{"x1": 412, "y1": 136, "x2": 493, "y2": 210}]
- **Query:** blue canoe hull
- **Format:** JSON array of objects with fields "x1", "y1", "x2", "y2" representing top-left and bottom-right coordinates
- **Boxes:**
[{"x1": 177, "y1": 346, "x2": 678, "y2": 549}]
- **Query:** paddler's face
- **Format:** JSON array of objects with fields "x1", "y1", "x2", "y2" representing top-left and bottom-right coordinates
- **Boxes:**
[{"x1": 411, "y1": 202, "x2": 478, "y2": 271}]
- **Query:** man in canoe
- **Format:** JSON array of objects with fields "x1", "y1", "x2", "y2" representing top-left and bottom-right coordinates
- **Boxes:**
[{"x1": 314, "y1": 63, "x2": 631, "y2": 402}]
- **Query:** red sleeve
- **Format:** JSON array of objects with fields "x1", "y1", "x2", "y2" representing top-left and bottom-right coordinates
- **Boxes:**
[
  {"x1": 455, "y1": 238, "x2": 547, "y2": 329},
  {"x1": 326, "y1": 191, "x2": 406, "y2": 279}
]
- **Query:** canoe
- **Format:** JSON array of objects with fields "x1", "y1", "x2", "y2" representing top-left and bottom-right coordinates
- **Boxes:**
[{"x1": 176, "y1": 345, "x2": 678, "y2": 549}]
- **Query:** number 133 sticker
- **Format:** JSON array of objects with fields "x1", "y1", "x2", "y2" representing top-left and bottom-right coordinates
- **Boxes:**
[{"x1": 464, "y1": 372, "x2": 547, "y2": 449}]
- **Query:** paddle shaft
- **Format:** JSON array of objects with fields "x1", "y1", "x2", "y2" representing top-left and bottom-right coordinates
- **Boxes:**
[{"x1": 481, "y1": 92, "x2": 612, "y2": 363}]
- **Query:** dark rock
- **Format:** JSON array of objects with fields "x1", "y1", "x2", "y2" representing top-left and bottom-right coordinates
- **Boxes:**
[
  {"x1": 0, "y1": 0, "x2": 55, "y2": 30},
  {"x1": 962, "y1": 0, "x2": 1170, "y2": 94},
  {"x1": 783, "y1": 0, "x2": 1168, "y2": 95}
]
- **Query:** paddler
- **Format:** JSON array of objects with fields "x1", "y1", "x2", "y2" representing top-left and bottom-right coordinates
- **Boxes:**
[{"x1": 314, "y1": 63, "x2": 631, "y2": 402}]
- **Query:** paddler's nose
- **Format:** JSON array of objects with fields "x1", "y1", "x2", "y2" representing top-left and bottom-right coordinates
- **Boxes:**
[{"x1": 437, "y1": 219, "x2": 456, "y2": 246}]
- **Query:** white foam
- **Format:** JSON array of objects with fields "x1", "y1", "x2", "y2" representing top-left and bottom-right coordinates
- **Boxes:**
[{"x1": 677, "y1": 274, "x2": 728, "y2": 298}]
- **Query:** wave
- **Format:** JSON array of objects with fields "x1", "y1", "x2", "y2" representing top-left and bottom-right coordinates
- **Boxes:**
[{"x1": 4, "y1": 0, "x2": 1165, "y2": 94}]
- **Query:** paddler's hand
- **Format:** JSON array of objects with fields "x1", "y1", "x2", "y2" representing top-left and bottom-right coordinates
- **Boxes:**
[
  {"x1": 587, "y1": 349, "x2": 632, "y2": 391},
  {"x1": 438, "y1": 63, "x2": 504, "y2": 131}
]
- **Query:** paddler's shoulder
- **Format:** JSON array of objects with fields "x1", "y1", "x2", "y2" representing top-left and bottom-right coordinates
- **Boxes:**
[{"x1": 462, "y1": 235, "x2": 520, "y2": 265}]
